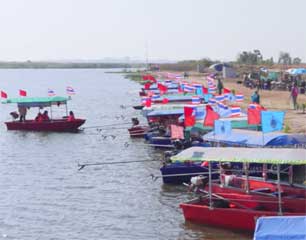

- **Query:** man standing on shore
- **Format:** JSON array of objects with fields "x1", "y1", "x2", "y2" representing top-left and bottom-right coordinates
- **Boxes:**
[
  {"x1": 217, "y1": 78, "x2": 223, "y2": 95},
  {"x1": 291, "y1": 84, "x2": 299, "y2": 110}
]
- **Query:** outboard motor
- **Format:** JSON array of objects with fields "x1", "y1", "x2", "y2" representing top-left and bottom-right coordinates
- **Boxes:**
[{"x1": 131, "y1": 117, "x2": 139, "y2": 126}]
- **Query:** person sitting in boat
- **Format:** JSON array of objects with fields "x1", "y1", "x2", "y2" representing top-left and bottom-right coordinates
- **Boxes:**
[
  {"x1": 35, "y1": 112, "x2": 44, "y2": 122},
  {"x1": 42, "y1": 110, "x2": 50, "y2": 121},
  {"x1": 131, "y1": 117, "x2": 139, "y2": 127},
  {"x1": 67, "y1": 111, "x2": 75, "y2": 121}
]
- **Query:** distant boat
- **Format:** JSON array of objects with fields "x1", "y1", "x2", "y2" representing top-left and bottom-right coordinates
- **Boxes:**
[{"x1": 2, "y1": 96, "x2": 85, "y2": 132}]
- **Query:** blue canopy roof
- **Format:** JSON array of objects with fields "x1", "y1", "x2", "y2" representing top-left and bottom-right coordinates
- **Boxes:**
[
  {"x1": 147, "y1": 109, "x2": 184, "y2": 117},
  {"x1": 254, "y1": 216, "x2": 306, "y2": 240},
  {"x1": 153, "y1": 95, "x2": 205, "y2": 102},
  {"x1": 147, "y1": 83, "x2": 178, "y2": 90},
  {"x1": 203, "y1": 129, "x2": 306, "y2": 147}
]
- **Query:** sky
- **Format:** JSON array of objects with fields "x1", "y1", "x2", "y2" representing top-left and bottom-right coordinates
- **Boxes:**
[{"x1": 0, "y1": 0, "x2": 305, "y2": 62}]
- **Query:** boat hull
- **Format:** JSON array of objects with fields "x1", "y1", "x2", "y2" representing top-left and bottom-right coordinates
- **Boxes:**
[
  {"x1": 5, "y1": 119, "x2": 86, "y2": 132},
  {"x1": 180, "y1": 202, "x2": 302, "y2": 232}
]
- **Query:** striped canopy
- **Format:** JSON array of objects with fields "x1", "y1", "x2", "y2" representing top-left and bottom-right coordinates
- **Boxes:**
[{"x1": 170, "y1": 147, "x2": 306, "y2": 165}]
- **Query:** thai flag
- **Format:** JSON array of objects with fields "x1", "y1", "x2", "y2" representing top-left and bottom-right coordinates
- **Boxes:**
[
  {"x1": 230, "y1": 106, "x2": 241, "y2": 117},
  {"x1": 192, "y1": 96, "x2": 201, "y2": 105},
  {"x1": 192, "y1": 83, "x2": 203, "y2": 88},
  {"x1": 184, "y1": 84, "x2": 195, "y2": 92},
  {"x1": 165, "y1": 80, "x2": 172, "y2": 85},
  {"x1": 66, "y1": 86, "x2": 75, "y2": 95},
  {"x1": 215, "y1": 95, "x2": 225, "y2": 102},
  {"x1": 48, "y1": 89, "x2": 56, "y2": 96},
  {"x1": 208, "y1": 98, "x2": 216, "y2": 104},
  {"x1": 235, "y1": 94, "x2": 244, "y2": 102},
  {"x1": 217, "y1": 102, "x2": 228, "y2": 110},
  {"x1": 208, "y1": 86, "x2": 217, "y2": 93},
  {"x1": 141, "y1": 97, "x2": 149, "y2": 105},
  {"x1": 206, "y1": 76, "x2": 215, "y2": 83},
  {"x1": 152, "y1": 94, "x2": 160, "y2": 101},
  {"x1": 248, "y1": 103, "x2": 259, "y2": 109}
]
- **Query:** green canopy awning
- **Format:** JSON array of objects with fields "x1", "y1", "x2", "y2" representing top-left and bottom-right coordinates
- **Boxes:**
[
  {"x1": 170, "y1": 147, "x2": 306, "y2": 165},
  {"x1": 2, "y1": 96, "x2": 69, "y2": 107}
]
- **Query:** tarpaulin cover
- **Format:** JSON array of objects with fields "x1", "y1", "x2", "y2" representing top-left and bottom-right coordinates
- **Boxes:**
[
  {"x1": 254, "y1": 216, "x2": 306, "y2": 240},
  {"x1": 203, "y1": 129, "x2": 306, "y2": 147}
]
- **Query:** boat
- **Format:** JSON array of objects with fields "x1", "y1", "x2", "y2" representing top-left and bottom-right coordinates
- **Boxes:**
[
  {"x1": 2, "y1": 96, "x2": 85, "y2": 132},
  {"x1": 176, "y1": 147, "x2": 306, "y2": 232},
  {"x1": 128, "y1": 125, "x2": 149, "y2": 137}
]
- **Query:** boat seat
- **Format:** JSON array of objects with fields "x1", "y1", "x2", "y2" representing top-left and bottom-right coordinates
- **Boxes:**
[{"x1": 251, "y1": 188, "x2": 271, "y2": 193}]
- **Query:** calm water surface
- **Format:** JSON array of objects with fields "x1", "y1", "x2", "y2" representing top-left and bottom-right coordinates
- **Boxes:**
[{"x1": 0, "y1": 69, "x2": 251, "y2": 240}]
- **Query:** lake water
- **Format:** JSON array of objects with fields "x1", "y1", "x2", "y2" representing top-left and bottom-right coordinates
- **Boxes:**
[{"x1": 0, "y1": 69, "x2": 251, "y2": 240}]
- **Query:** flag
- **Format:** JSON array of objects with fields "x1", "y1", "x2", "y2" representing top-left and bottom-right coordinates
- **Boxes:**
[
  {"x1": 184, "y1": 106, "x2": 196, "y2": 127},
  {"x1": 157, "y1": 83, "x2": 168, "y2": 94},
  {"x1": 162, "y1": 98, "x2": 169, "y2": 104},
  {"x1": 146, "y1": 90, "x2": 154, "y2": 97},
  {"x1": 170, "y1": 125, "x2": 184, "y2": 139},
  {"x1": 178, "y1": 84, "x2": 183, "y2": 93},
  {"x1": 144, "y1": 82, "x2": 151, "y2": 90},
  {"x1": 142, "y1": 75, "x2": 156, "y2": 83},
  {"x1": 261, "y1": 111, "x2": 285, "y2": 133},
  {"x1": 141, "y1": 97, "x2": 151, "y2": 107},
  {"x1": 208, "y1": 86, "x2": 217, "y2": 93},
  {"x1": 217, "y1": 101, "x2": 228, "y2": 110},
  {"x1": 191, "y1": 96, "x2": 201, "y2": 105},
  {"x1": 184, "y1": 84, "x2": 195, "y2": 93},
  {"x1": 230, "y1": 106, "x2": 241, "y2": 117},
  {"x1": 192, "y1": 83, "x2": 203, "y2": 88},
  {"x1": 214, "y1": 120, "x2": 232, "y2": 135},
  {"x1": 165, "y1": 79, "x2": 172, "y2": 85},
  {"x1": 66, "y1": 86, "x2": 75, "y2": 95},
  {"x1": 208, "y1": 98, "x2": 216, "y2": 104},
  {"x1": 202, "y1": 87, "x2": 208, "y2": 94},
  {"x1": 235, "y1": 93, "x2": 244, "y2": 102},
  {"x1": 223, "y1": 88, "x2": 231, "y2": 99},
  {"x1": 204, "y1": 105, "x2": 219, "y2": 126},
  {"x1": 1, "y1": 90, "x2": 8, "y2": 99},
  {"x1": 47, "y1": 89, "x2": 55, "y2": 96},
  {"x1": 215, "y1": 95, "x2": 225, "y2": 102},
  {"x1": 19, "y1": 89, "x2": 27, "y2": 97},
  {"x1": 247, "y1": 103, "x2": 266, "y2": 125},
  {"x1": 152, "y1": 94, "x2": 160, "y2": 101}
]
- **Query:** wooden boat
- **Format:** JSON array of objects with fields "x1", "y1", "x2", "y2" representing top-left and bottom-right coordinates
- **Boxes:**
[
  {"x1": 128, "y1": 125, "x2": 149, "y2": 137},
  {"x1": 180, "y1": 192, "x2": 304, "y2": 232},
  {"x1": 175, "y1": 147, "x2": 306, "y2": 232},
  {"x1": 2, "y1": 96, "x2": 85, "y2": 132}
]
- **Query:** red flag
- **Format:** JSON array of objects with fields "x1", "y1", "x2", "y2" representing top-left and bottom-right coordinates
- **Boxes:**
[
  {"x1": 162, "y1": 98, "x2": 169, "y2": 104},
  {"x1": 157, "y1": 83, "x2": 168, "y2": 94},
  {"x1": 147, "y1": 75, "x2": 157, "y2": 83},
  {"x1": 145, "y1": 98, "x2": 152, "y2": 107},
  {"x1": 202, "y1": 87, "x2": 208, "y2": 94},
  {"x1": 142, "y1": 75, "x2": 149, "y2": 80},
  {"x1": 144, "y1": 82, "x2": 151, "y2": 90},
  {"x1": 247, "y1": 105, "x2": 266, "y2": 125},
  {"x1": 1, "y1": 91, "x2": 8, "y2": 99},
  {"x1": 223, "y1": 88, "x2": 231, "y2": 94},
  {"x1": 184, "y1": 106, "x2": 195, "y2": 127},
  {"x1": 19, "y1": 89, "x2": 27, "y2": 97},
  {"x1": 178, "y1": 85, "x2": 183, "y2": 93},
  {"x1": 204, "y1": 105, "x2": 219, "y2": 127}
]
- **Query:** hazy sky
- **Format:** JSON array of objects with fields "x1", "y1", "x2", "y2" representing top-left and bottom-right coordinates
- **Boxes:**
[{"x1": 0, "y1": 0, "x2": 305, "y2": 61}]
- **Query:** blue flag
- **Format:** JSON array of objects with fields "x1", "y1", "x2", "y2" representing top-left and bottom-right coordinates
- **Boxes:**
[
  {"x1": 261, "y1": 111, "x2": 285, "y2": 133},
  {"x1": 214, "y1": 120, "x2": 232, "y2": 135}
]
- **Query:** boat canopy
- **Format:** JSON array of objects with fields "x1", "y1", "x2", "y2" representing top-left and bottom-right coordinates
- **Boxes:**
[
  {"x1": 203, "y1": 129, "x2": 306, "y2": 147},
  {"x1": 170, "y1": 147, "x2": 306, "y2": 165},
  {"x1": 2, "y1": 96, "x2": 69, "y2": 107},
  {"x1": 254, "y1": 216, "x2": 306, "y2": 240},
  {"x1": 147, "y1": 109, "x2": 184, "y2": 117}
]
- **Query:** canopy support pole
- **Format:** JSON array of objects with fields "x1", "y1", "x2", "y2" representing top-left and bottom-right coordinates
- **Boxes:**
[
  {"x1": 208, "y1": 161, "x2": 213, "y2": 210},
  {"x1": 50, "y1": 105, "x2": 53, "y2": 120},
  {"x1": 288, "y1": 165, "x2": 293, "y2": 185},
  {"x1": 244, "y1": 162, "x2": 250, "y2": 194},
  {"x1": 277, "y1": 164, "x2": 283, "y2": 215},
  {"x1": 219, "y1": 161, "x2": 224, "y2": 187},
  {"x1": 65, "y1": 102, "x2": 68, "y2": 117}
]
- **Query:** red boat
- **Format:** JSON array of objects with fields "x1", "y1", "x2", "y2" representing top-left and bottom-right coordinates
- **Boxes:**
[
  {"x1": 173, "y1": 147, "x2": 306, "y2": 232},
  {"x1": 180, "y1": 192, "x2": 304, "y2": 232},
  {"x1": 128, "y1": 125, "x2": 149, "y2": 137},
  {"x1": 2, "y1": 96, "x2": 86, "y2": 132}
]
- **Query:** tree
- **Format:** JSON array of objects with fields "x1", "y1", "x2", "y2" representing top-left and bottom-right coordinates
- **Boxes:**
[
  {"x1": 237, "y1": 50, "x2": 261, "y2": 65},
  {"x1": 293, "y1": 57, "x2": 302, "y2": 65},
  {"x1": 278, "y1": 52, "x2": 292, "y2": 65}
]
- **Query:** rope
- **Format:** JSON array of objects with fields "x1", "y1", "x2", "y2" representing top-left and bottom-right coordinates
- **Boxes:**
[{"x1": 78, "y1": 159, "x2": 160, "y2": 171}]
